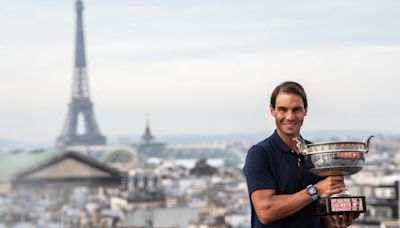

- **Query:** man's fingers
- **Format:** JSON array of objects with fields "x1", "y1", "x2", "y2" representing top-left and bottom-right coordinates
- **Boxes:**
[
  {"x1": 333, "y1": 213, "x2": 356, "y2": 227},
  {"x1": 336, "y1": 214, "x2": 347, "y2": 228},
  {"x1": 329, "y1": 175, "x2": 344, "y2": 181},
  {"x1": 331, "y1": 187, "x2": 345, "y2": 195},
  {"x1": 326, "y1": 183, "x2": 345, "y2": 195},
  {"x1": 333, "y1": 214, "x2": 342, "y2": 227},
  {"x1": 331, "y1": 182, "x2": 345, "y2": 189},
  {"x1": 347, "y1": 213, "x2": 355, "y2": 226},
  {"x1": 341, "y1": 214, "x2": 349, "y2": 227}
]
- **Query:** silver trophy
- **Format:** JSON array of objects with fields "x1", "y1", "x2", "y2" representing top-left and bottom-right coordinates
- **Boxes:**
[{"x1": 293, "y1": 136, "x2": 374, "y2": 215}]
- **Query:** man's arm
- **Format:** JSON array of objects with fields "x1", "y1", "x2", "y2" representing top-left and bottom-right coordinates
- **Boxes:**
[
  {"x1": 251, "y1": 188, "x2": 312, "y2": 224},
  {"x1": 251, "y1": 176, "x2": 345, "y2": 225}
]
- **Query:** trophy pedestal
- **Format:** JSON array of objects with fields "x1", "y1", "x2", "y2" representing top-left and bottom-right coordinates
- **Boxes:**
[{"x1": 317, "y1": 196, "x2": 366, "y2": 216}]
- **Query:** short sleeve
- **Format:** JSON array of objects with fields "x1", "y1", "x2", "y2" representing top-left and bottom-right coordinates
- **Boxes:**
[{"x1": 243, "y1": 145, "x2": 277, "y2": 194}]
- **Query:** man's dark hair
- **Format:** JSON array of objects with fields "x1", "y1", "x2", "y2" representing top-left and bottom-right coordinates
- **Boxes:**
[{"x1": 270, "y1": 81, "x2": 308, "y2": 109}]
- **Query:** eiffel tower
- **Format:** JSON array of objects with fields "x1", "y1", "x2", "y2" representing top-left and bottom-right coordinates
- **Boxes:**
[{"x1": 56, "y1": 0, "x2": 106, "y2": 148}]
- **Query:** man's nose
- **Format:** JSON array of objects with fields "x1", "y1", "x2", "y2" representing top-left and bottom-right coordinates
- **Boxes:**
[{"x1": 286, "y1": 111, "x2": 295, "y2": 120}]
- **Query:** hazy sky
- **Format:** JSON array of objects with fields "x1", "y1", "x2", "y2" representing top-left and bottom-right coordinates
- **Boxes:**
[{"x1": 1, "y1": 0, "x2": 400, "y2": 144}]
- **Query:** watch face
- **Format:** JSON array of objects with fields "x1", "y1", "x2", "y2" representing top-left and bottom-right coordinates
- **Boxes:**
[{"x1": 308, "y1": 185, "x2": 316, "y2": 195}]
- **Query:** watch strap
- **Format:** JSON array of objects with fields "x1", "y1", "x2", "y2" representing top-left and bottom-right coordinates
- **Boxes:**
[{"x1": 306, "y1": 184, "x2": 318, "y2": 201}]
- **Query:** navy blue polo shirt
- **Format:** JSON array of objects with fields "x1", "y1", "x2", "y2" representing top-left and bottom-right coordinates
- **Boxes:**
[{"x1": 243, "y1": 130, "x2": 322, "y2": 228}]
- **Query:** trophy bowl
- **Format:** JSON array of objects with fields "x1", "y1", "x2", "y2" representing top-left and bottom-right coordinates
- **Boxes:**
[
  {"x1": 293, "y1": 136, "x2": 373, "y2": 176},
  {"x1": 293, "y1": 136, "x2": 374, "y2": 215}
]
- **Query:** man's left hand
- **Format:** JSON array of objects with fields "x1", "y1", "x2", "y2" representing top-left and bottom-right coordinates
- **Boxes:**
[{"x1": 328, "y1": 213, "x2": 360, "y2": 228}]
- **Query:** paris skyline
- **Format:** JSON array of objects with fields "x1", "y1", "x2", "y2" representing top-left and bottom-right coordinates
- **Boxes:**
[{"x1": 1, "y1": 0, "x2": 400, "y2": 144}]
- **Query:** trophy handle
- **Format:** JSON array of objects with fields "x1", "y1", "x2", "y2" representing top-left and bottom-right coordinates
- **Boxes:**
[
  {"x1": 292, "y1": 137, "x2": 308, "y2": 155},
  {"x1": 364, "y1": 135, "x2": 374, "y2": 153}
]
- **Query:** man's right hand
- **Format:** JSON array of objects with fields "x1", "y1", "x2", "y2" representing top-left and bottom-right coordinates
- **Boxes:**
[{"x1": 314, "y1": 176, "x2": 345, "y2": 198}]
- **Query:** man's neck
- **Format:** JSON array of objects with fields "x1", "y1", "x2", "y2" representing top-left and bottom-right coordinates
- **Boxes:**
[{"x1": 276, "y1": 129, "x2": 300, "y2": 151}]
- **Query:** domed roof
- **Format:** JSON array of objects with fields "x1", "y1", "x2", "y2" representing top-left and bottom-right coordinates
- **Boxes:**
[{"x1": 104, "y1": 146, "x2": 139, "y2": 165}]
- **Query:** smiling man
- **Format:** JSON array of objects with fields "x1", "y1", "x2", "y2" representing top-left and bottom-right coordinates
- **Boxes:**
[{"x1": 243, "y1": 81, "x2": 357, "y2": 227}]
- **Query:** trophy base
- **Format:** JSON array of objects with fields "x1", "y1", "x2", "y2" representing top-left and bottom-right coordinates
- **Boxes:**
[{"x1": 317, "y1": 196, "x2": 366, "y2": 216}]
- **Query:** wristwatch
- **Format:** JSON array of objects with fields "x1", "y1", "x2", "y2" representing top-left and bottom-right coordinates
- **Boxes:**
[{"x1": 307, "y1": 184, "x2": 319, "y2": 201}]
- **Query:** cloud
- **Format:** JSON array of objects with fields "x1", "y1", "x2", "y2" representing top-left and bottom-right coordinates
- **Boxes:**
[{"x1": 1, "y1": 0, "x2": 400, "y2": 142}]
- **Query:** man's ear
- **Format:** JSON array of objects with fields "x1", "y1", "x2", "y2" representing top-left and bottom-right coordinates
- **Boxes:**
[
  {"x1": 269, "y1": 104, "x2": 274, "y2": 116},
  {"x1": 304, "y1": 108, "x2": 308, "y2": 116}
]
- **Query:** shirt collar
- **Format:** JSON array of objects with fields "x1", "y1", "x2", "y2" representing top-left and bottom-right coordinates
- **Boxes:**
[
  {"x1": 271, "y1": 129, "x2": 307, "y2": 154},
  {"x1": 271, "y1": 130, "x2": 292, "y2": 153}
]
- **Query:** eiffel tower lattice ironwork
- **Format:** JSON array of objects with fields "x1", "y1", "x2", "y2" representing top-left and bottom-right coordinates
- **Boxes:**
[{"x1": 56, "y1": 0, "x2": 106, "y2": 148}]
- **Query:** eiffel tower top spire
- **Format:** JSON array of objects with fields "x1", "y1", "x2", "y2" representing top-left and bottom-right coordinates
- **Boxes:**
[
  {"x1": 75, "y1": 0, "x2": 85, "y2": 69},
  {"x1": 73, "y1": 0, "x2": 89, "y2": 99}
]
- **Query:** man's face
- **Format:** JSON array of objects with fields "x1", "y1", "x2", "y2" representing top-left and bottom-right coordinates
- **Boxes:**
[{"x1": 270, "y1": 92, "x2": 307, "y2": 138}]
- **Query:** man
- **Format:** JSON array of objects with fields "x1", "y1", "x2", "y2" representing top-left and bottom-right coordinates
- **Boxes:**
[{"x1": 243, "y1": 81, "x2": 357, "y2": 227}]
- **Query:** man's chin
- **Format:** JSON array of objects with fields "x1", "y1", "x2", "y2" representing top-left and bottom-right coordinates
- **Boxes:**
[{"x1": 283, "y1": 129, "x2": 300, "y2": 136}]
